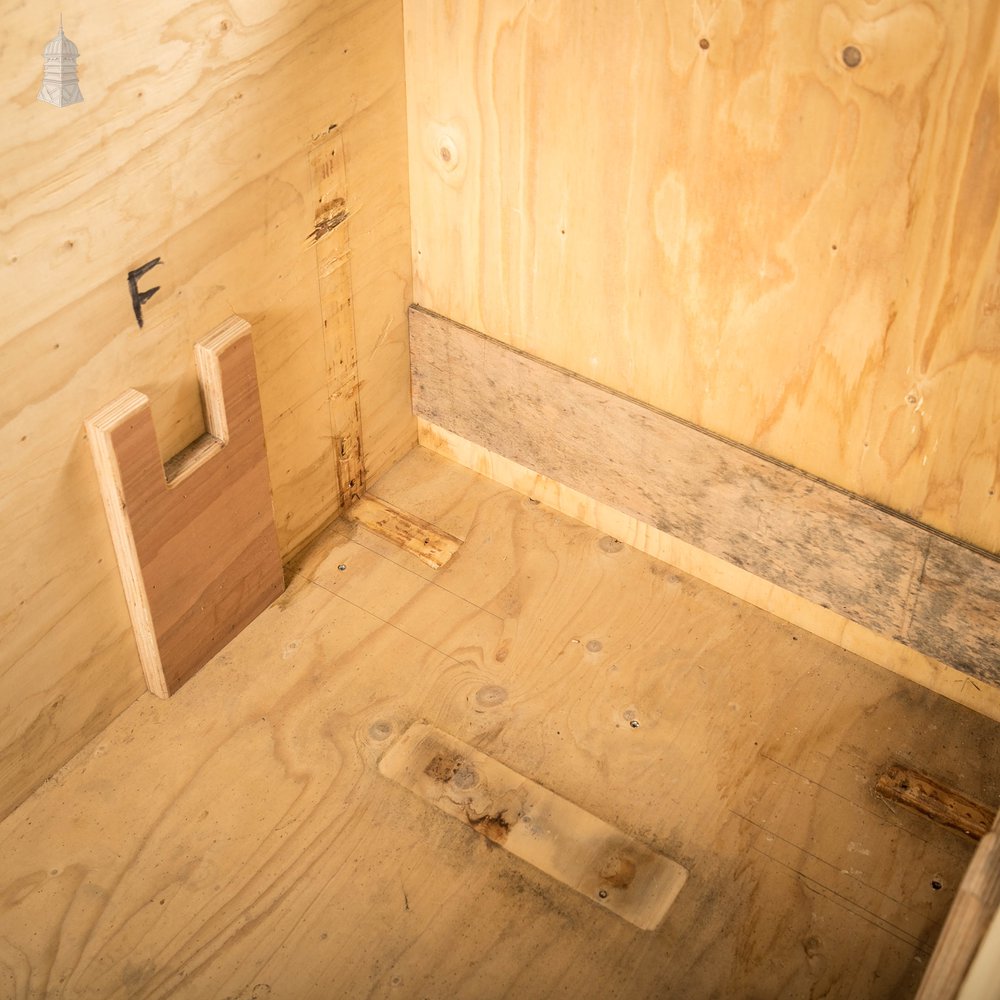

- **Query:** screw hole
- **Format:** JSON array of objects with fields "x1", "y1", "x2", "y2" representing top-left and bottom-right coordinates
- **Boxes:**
[{"x1": 931, "y1": 879, "x2": 943, "y2": 891}]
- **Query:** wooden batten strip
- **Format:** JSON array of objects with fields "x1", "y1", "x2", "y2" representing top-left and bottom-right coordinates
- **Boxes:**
[
  {"x1": 348, "y1": 495, "x2": 461, "y2": 569},
  {"x1": 875, "y1": 765, "x2": 997, "y2": 841},
  {"x1": 408, "y1": 306, "x2": 1000, "y2": 685}
]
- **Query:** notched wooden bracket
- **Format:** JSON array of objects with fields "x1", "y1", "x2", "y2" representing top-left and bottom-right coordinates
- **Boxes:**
[{"x1": 85, "y1": 316, "x2": 285, "y2": 698}]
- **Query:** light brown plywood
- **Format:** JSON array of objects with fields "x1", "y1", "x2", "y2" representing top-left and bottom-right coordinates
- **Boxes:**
[
  {"x1": 0, "y1": 447, "x2": 997, "y2": 998},
  {"x1": 404, "y1": 0, "x2": 1000, "y2": 554},
  {"x1": 409, "y1": 307, "x2": 1000, "y2": 685},
  {"x1": 0, "y1": 0, "x2": 413, "y2": 818},
  {"x1": 86, "y1": 317, "x2": 284, "y2": 697}
]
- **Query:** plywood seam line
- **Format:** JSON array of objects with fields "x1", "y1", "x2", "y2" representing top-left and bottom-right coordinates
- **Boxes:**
[
  {"x1": 899, "y1": 537, "x2": 933, "y2": 641},
  {"x1": 309, "y1": 126, "x2": 367, "y2": 517},
  {"x1": 409, "y1": 306, "x2": 1000, "y2": 689},
  {"x1": 336, "y1": 124, "x2": 366, "y2": 508}
]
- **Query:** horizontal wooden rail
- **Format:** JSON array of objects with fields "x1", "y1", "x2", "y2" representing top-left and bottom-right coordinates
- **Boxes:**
[{"x1": 409, "y1": 306, "x2": 1000, "y2": 686}]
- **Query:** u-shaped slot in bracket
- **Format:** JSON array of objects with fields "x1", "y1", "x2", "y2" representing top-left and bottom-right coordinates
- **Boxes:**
[{"x1": 86, "y1": 316, "x2": 285, "y2": 697}]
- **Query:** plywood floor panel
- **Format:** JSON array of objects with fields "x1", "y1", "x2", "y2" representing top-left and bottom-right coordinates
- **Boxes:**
[{"x1": 0, "y1": 448, "x2": 997, "y2": 999}]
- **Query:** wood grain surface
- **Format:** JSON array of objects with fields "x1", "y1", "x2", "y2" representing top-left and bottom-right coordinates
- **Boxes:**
[
  {"x1": 403, "y1": 0, "x2": 1000, "y2": 554},
  {"x1": 410, "y1": 307, "x2": 1000, "y2": 685},
  {"x1": 0, "y1": 447, "x2": 997, "y2": 998},
  {"x1": 86, "y1": 317, "x2": 284, "y2": 697},
  {"x1": 0, "y1": 0, "x2": 413, "y2": 819}
]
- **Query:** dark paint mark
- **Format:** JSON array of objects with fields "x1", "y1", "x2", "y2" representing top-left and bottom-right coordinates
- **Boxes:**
[{"x1": 127, "y1": 257, "x2": 163, "y2": 329}]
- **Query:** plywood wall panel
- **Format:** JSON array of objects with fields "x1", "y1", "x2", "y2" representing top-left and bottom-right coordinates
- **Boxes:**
[
  {"x1": 0, "y1": 0, "x2": 413, "y2": 819},
  {"x1": 404, "y1": 0, "x2": 1000, "y2": 553}
]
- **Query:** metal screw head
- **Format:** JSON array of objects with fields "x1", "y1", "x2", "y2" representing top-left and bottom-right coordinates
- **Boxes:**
[
  {"x1": 337, "y1": 564, "x2": 347, "y2": 571},
  {"x1": 598, "y1": 889, "x2": 609, "y2": 899},
  {"x1": 629, "y1": 719, "x2": 640, "y2": 729}
]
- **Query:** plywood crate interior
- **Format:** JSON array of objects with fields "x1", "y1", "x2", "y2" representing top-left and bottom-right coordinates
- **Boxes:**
[{"x1": 1, "y1": 2, "x2": 998, "y2": 998}]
